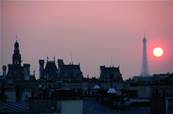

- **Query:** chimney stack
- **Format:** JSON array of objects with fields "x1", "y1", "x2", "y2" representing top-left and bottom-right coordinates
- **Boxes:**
[
  {"x1": 2, "y1": 65, "x2": 7, "y2": 77},
  {"x1": 39, "y1": 59, "x2": 44, "y2": 79},
  {"x1": 58, "y1": 59, "x2": 64, "y2": 68}
]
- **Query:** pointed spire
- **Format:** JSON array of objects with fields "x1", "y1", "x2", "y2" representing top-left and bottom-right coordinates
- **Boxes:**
[
  {"x1": 143, "y1": 32, "x2": 147, "y2": 43},
  {"x1": 15, "y1": 34, "x2": 20, "y2": 44},
  {"x1": 16, "y1": 34, "x2": 18, "y2": 41},
  {"x1": 144, "y1": 32, "x2": 146, "y2": 38},
  {"x1": 141, "y1": 33, "x2": 150, "y2": 76},
  {"x1": 14, "y1": 34, "x2": 19, "y2": 49},
  {"x1": 13, "y1": 35, "x2": 21, "y2": 65}
]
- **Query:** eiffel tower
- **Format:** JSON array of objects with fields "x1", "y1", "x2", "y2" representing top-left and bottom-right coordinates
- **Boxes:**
[{"x1": 141, "y1": 34, "x2": 150, "y2": 76}]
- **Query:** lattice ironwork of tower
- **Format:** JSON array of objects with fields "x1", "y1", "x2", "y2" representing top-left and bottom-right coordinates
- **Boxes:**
[{"x1": 141, "y1": 35, "x2": 150, "y2": 76}]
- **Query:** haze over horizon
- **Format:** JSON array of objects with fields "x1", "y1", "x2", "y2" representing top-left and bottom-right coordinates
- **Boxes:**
[{"x1": 0, "y1": 1, "x2": 173, "y2": 79}]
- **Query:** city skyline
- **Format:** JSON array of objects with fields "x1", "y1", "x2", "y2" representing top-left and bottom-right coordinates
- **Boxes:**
[{"x1": 0, "y1": 1, "x2": 173, "y2": 79}]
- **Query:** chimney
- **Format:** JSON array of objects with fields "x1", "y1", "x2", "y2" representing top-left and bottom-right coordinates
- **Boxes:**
[
  {"x1": 2, "y1": 65, "x2": 7, "y2": 77},
  {"x1": 39, "y1": 59, "x2": 44, "y2": 79},
  {"x1": 58, "y1": 59, "x2": 64, "y2": 68}
]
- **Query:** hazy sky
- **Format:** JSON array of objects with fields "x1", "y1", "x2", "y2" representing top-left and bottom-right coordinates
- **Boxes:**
[
  {"x1": 0, "y1": 1, "x2": 2, "y2": 67},
  {"x1": 1, "y1": 1, "x2": 173, "y2": 79}
]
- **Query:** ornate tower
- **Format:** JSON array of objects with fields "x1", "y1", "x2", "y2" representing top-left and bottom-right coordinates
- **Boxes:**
[
  {"x1": 12, "y1": 40, "x2": 21, "y2": 66},
  {"x1": 141, "y1": 35, "x2": 150, "y2": 76}
]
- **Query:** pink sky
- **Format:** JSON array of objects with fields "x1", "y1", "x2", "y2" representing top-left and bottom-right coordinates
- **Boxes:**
[
  {"x1": 0, "y1": 1, "x2": 2, "y2": 67},
  {"x1": 1, "y1": 1, "x2": 173, "y2": 79}
]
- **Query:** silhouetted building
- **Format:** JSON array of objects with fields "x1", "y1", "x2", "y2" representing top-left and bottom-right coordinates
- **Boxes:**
[
  {"x1": 39, "y1": 59, "x2": 83, "y2": 81},
  {"x1": 58, "y1": 59, "x2": 83, "y2": 81},
  {"x1": 100, "y1": 65, "x2": 122, "y2": 82},
  {"x1": 44, "y1": 60, "x2": 59, "y2": 80},
  {"x1": 5, "y1": 40, "x2": 34, "y2": 82},
  {"x1": 0, "y1": 40, "x2": 35, "y2": 82},
  {"x1": 1, "y1": 36, "x2": 173, "y2": 114}
]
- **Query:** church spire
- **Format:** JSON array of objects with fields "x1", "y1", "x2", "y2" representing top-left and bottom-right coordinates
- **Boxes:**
[
  {"x1": 144, "y1": 32, "x2": 146, "y2": 38},
  {"x1": 16, "y1": 34, "x2": 18, "y2": 41},
  {"x1": 12, "y1": 39, "x2": 21, "y2": 65}
]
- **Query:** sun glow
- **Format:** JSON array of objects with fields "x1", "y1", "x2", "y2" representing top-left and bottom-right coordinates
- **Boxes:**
[{"x1": 153, "y1": 47, "x2": 164, "y2": 57}]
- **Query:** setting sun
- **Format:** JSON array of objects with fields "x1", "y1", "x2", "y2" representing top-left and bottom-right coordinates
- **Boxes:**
[{"x1": 153, "y1": 47, "x2": 164, "y2": 57}]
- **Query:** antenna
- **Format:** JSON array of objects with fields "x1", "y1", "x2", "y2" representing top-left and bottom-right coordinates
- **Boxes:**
[
  {"x1": 70, "y1": 52, "x2": 73, "y2": 64},
  {"x1": 33, "y1": 65, "x2": 35, "y2": 76},
  {"x1": 16, "y1": 33, "x2": 19, "y2": 42},
  {"x1": 53, "y1": 56, "x2": 55, "y2": 61},
  {"x1": 110, "y1": 56, "x2": 113, "y2": 67},
  {"x1": 33, "y1": 70, "x2": 35, "y2": 75},
  {"x1": 16, "y1": 34, "x2": 18, "y2": 41},
  {"x1": 47, "y1": 57, "x2": 49, "y2": 62}
]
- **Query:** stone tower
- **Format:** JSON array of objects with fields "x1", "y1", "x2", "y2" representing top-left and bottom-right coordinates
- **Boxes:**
[{"x1": 12, "y1": 40, "x2": 21, "y2": 66}]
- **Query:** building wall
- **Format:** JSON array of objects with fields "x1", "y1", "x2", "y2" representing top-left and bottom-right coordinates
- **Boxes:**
[
  {"x1": 21, "y1": 89, "x2": 31, "y2": 101},
  {"x1": 129, "y1": 85, "x2": 151, "y2": 98},
  {"x1": 5, "y1": 90, "x2": 16, "y2": 102},
  {"x1": 137, "y1": 86, "x2": 151, "y2": 98},
  {"x1": 61, "y1": 100, "x2": 83, "y2": 114},
  {"x1": 167, "y1": 99, "x2": 173, "y2": 114}
]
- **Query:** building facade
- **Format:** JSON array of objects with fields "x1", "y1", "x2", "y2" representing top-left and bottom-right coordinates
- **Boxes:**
[{"x1": 100, "y1": 65, "x2": 123, "y2": 82}]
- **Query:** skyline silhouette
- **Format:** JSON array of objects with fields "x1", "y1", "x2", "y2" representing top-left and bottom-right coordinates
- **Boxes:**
[{"x1": 0, "y1": 1, "x2": 173, "y2": 79}]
